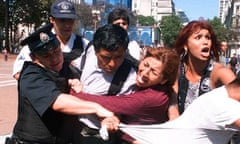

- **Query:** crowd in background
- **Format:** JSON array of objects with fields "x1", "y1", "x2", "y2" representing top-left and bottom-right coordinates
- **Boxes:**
[{"x1": 5, "y1": 0, "x2": 240, "y2": 144}]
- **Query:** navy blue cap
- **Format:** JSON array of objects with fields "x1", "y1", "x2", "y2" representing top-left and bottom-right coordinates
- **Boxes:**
[
  {"x1": 51, "y1": 0, "x2": 77, "y2": 19},
  {"x1": 21, "y1": 25, "x2": 60, "y2": 55}
]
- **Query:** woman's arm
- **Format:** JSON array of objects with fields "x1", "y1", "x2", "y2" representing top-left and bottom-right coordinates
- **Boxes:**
[
  {"x1": 211, "y1": 63, "x2": 236, "y2": 88},
  {"x1": 169, "y1": 79, "x2": 180, "y2": 120}
]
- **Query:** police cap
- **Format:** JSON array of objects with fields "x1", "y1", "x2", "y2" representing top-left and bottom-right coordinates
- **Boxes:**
[
  {"x1": 51, "y1": 0, "x2": 77, "y2": 19},
  {"x1": 21, "y1": 25, "x2": 60, "y2": 55}
]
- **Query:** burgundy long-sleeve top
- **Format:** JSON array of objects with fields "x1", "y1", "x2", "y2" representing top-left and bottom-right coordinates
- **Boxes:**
[{"x1": 73, "y1": 86, "x2": 170, "y2": 143}]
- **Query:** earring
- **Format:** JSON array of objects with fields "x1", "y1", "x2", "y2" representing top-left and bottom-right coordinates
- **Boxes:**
[{"x1": 181, "y1": 49, "x2": 187, "y2": 60}]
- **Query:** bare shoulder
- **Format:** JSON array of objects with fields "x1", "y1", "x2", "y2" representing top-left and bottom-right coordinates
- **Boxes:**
[
  {"x1": 212, "y1": 62, "x2": 233, "y2": 74},
  {"x1": 211, "y1": 62, "x2": 236, "y2": 87}
]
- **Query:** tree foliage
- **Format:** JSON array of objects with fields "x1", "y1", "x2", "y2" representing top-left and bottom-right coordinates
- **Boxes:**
[
  {"x1": 0, "y1": 0, "x2": 55, "y2": 51},
  {"x1": 0, "y1": 0, "x2": 5, "y2": 28},
  {"x1": 208, "y1": 17, "x2": 230, "y2": 42},
  {"x1": 5, "y1": 1, "x2": 230, "y2": 51},
  {"x1": 159, "y1": 14, "x2": 183, "y2": 48},
  {"x1": 137, "y1": 15, "x2": 156, "y2": 26},
  {"x1": 12, "y1": 0, "x2": 53, "y2": 28}
]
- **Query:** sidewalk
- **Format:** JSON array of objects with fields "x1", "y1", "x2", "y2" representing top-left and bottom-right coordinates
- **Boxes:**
[{"x1": 0, "y1": 54, "x2": 18, "y2": 144}]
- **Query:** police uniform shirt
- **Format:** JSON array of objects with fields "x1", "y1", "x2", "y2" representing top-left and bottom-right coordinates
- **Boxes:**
[
  {"x1": 13, "y1": 62, "x2": 76, "y2": 143},
  {"x1": 12, "y1": 29, "x2": 89, "y2": 77},
  {"x1": 128, "y1": 40, "x2": 141, "y2": 61},
  {"x1": 12, "y1": 45, "x2": 32, "y2": 77},
  {"x1": 52, "y1": 30, "x2": 90, "y2": 70}
]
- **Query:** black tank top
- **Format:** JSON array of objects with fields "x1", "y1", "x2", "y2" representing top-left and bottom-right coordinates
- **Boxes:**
[{"x1": 178, "y1": 60, "x2": 214, "y2": 114}]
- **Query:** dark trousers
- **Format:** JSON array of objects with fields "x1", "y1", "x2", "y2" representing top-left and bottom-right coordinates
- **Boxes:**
[
  {"x1": 79, "y1": 127, "x2": 120, "y2": 144},
  {"x1": 230, "y1": 132, "x2": 240, "y2": 144},
  {"x1": 5, "y1": 136, "x2": 40, "y2": 144}
]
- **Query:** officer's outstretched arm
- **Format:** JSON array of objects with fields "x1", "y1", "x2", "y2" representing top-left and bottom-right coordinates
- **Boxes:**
[{"x1": 52, "y1": 93, "x2": 114, "y2": 118}]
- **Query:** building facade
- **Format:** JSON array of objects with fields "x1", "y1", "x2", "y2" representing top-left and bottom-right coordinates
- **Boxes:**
[
  {"x1": 220, "y1": 0, "x2": 240, "y2": 57},
  {"x1": 80, "y1": 0, "x2": 188, "y2": 46},
  {"x1": 132, "y1": 0, "x2": 175, "y2": 22},
  {"x1": 229, "y1": 0, "x2": 240, "y2": 56},
  {"x1": 219, "y1": 0, "x2": 233, "y2": 27},
  {"x1": 176, "y1": 9, "x2": 189, "y2": 25}
]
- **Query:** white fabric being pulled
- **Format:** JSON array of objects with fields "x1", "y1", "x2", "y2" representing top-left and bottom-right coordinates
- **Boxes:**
[
  {"x1": 119, "y1": 123, "x2": 235, "y2": 144},
  {"x1": 117, "y1": 86, "x2": 240, "y2": 144}
]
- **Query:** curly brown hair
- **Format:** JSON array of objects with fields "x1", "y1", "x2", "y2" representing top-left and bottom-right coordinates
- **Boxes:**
[{"x1": 144, "y1": 47, "x2": 180, "y2": 88}]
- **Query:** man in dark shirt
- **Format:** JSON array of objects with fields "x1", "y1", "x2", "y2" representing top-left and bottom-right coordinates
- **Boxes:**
[
  {"x1": 229, "y1": 53, "x2": 238, "y2": 74},
  {"x1": 6, "y1": 24, "x2": 114, "y2": 144}
]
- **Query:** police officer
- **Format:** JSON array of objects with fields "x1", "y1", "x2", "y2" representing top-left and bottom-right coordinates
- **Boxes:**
[
  {"x1": 13, "y1": 0, "x2": 89, "y2": 80},
  {"x1": 6, "y1": 24, "x2": 114, "y2": 144}
]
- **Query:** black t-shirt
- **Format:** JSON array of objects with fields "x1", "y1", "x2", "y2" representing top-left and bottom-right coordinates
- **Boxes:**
[
  {"x1": 230, "y1": 57, "x2": 237, "y2": 66},
  {"x1": 13, "y1": 62, "x2": 80, "y2": 143}
]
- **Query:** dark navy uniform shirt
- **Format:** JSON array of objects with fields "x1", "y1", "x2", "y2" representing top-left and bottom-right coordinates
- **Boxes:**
[{"x1": 13, "y1": 61, "x2": 80, "y2": 144}]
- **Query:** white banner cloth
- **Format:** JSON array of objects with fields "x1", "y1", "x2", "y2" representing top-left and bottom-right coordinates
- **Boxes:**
[{"x1": 119, "y1": 123, "x2": 235, "y2": 144}]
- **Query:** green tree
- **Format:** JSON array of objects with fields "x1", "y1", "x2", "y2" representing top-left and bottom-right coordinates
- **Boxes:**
[
  {"x1": 5, "y1": 0, "x2": 53, "y2": 52},
  {"x1": 0, "y1": 0, "x2": 5, "y2": 28},
  {"x1": 13, "y1": 0, "x2": 53, "y2": 28},
  {"x1": 137, "y1": 15, "x2": 156, "y2": 26},
  {"x1": 159, "y1": 14, "x2": 183, "y2": 48},
  {"x1": 208, "y1": 17, "x2": 230, "y2": 42},
  {"x1": 0, "y1": 0, "x2": 5, "y2": 50},
  {"x1": 39, "y1": 0, "x2": 55, "y2": 22}
]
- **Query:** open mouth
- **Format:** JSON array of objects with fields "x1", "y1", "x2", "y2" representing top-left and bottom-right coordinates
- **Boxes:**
[
  {"x1": 137, "y1": 76, "x2": 144, "y2": 84},
  {"x1": 137, "y1": 75, "x2": 148, "y2": 85},
  {"x1": 201, "y1": 47, "x2": 210, "y2": 57},
  {"x1": 202, "y1": 47, "x2": 209, "y2": 53}
]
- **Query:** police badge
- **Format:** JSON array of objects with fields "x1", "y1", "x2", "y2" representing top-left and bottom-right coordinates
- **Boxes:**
[{"x1": 40, "y1": 32, "x2": 50, "y2": 43}]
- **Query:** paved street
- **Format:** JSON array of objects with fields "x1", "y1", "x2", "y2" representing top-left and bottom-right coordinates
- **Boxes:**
[{"x1": 0, "y1": 53, "x2": 18, "y2": 143}]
